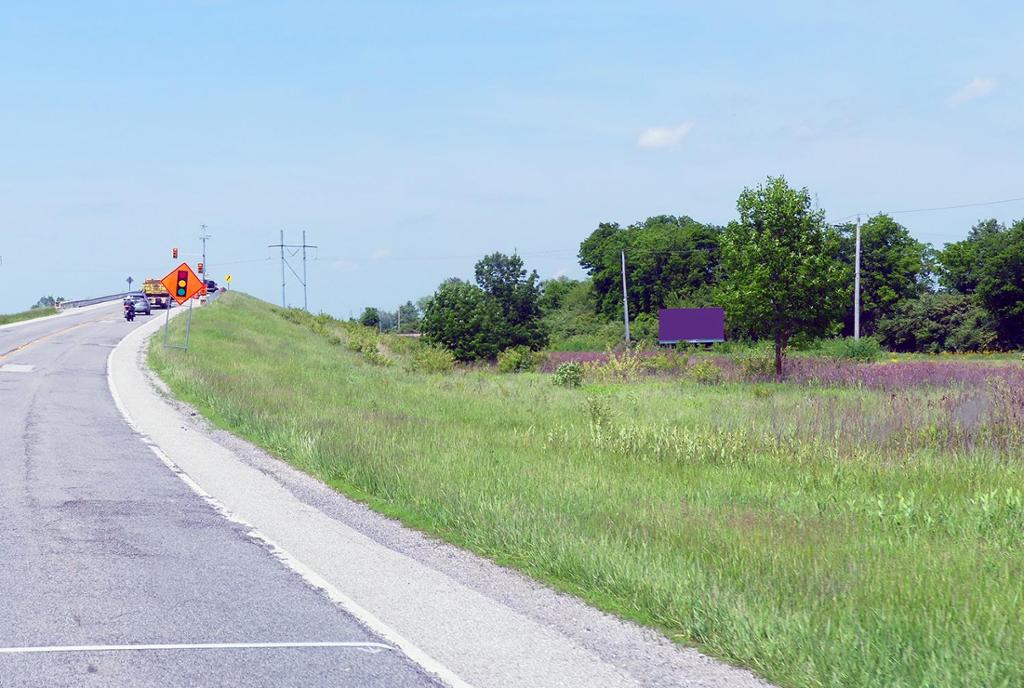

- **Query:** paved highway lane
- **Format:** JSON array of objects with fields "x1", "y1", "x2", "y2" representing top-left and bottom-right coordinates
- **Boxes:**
[{"x1": 0, "y1": 306, "x2": 443, "y2": 687}]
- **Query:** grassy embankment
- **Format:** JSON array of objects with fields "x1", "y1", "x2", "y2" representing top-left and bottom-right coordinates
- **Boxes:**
[
  {"x1": 150, "y1": 292, "x2": 1024, "y2": 688},
  {"x1": 0, "y1": 307, "x2": 57, "y2": 326}
]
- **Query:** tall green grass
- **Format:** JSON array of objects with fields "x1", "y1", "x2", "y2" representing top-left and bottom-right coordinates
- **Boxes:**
[
  {"x1": 0, "y1": 307, "x2": 56, "y2": 326},
  {"x1": 150, "y1": 293, "x2": 1024, "y2": 688}
]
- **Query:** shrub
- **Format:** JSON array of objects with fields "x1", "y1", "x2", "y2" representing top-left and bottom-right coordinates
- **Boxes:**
[
  {"x1": 820, "y1": 336, "x2": 884, "y2": 362},
  {"x1": 408, "y1": 346, "x2": 455, "y2": 374},
  {"x1": 646, "y1": 350, "x2": 687, "y2": 375},
  {"x1": 735, "y1": 349, "x2": 775, "y2": 381},
  {"x1": 689, "y1": 359, "x2": 723, "y2": 385},
  {"x1": 553, "y1": 361, "x2": 585, "y2": 388},
  {"x1": 497, "y1": 346, "x2": 540, "y2": 373},
  {"x1": 585, "y1": 347, "x2": 644, "y2": 383}
]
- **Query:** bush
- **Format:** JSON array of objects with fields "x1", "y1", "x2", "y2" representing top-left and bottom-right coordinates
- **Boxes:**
[
  {"x1": 645, "y1": 350, "x2": 687, "y2": 374},
  {"x1": 735, "y1": 349, "x2": 775, "y2": 381},
  {"x1": 408, "y1": 346, "x2": 456, "y2": 374},
  {"x1": 689, "y1": 359, "x2": 723, "y2": 385},
  {"x1": 820, "y1": 336, "x2": 883, "y2": 362},
  {"x1": 497, "y1": 346, "x2": 540, "y2": 373},
  {"x1": 553, "y1": 361, "x2": 585, "y2": 388},
  {"x1": 585, "y1": 347, "x2": 644, "y2": 383}
]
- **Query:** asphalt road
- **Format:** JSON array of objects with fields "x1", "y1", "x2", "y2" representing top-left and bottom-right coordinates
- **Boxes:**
[{"x1": 0, "y1": 303, "x2": 443, "y2": 687}]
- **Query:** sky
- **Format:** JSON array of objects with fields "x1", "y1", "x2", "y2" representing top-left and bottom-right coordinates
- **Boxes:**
[{"x1": 1, "y1": 1, "x2": 1022, "y2": 316}]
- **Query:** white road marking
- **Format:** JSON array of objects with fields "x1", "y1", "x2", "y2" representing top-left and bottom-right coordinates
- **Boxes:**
[
  {"x1": 0, "y1": 364, "x2": 35, "y2": 373},
  {"x1": 0, "y1": 641, "x2": 394, "y2": 655},
  {"x1": 106, "y1": 330, "x2": 474, "y2": 688}
]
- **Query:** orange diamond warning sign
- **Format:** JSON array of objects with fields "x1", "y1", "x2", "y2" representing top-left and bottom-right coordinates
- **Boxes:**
[{"x1": 161, "y1": 263, "x2": 205, "y2": 305}]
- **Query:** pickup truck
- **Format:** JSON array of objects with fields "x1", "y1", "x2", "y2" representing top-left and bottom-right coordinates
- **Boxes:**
[{"x1": 142, "y1": 278, "x2": 171, "y2": 309}]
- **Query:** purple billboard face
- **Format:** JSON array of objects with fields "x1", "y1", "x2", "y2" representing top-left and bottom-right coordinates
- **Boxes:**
[{"x1": 658, "y1": 308, "x2": 725, "y2": 343}]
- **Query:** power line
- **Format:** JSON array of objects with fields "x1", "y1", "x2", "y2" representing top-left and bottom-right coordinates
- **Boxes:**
[{"x1": 835, "y1": 193, "x2": 1024, "y2": 222}]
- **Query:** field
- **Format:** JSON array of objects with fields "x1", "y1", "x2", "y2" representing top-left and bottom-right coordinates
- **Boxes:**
[
  {"x1": 150, "y1": 292, "x2": 1024, "y2": 688},
  {"x1": 0, "y1": 307, "x2": 57, "y2": 326}
]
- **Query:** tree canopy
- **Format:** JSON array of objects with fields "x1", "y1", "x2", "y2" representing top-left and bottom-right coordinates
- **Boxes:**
[
  {"x1": 578, "y1": 215, "x2": 721, "y2": 320},
  {"x1": 717, "y1": 176, "x2": 847, "y2": 375},
  {"x1": 938, "y1": 219, "x2": 1024, "y2": 348},
  {"x1": 838, "y1": 214, "x2": 929, "y2": 335}
]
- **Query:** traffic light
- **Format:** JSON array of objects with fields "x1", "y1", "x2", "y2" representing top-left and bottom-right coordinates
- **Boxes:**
[
  {"x1": 197, "y1": 262, "x2": 204, "y2": 274},
  {"x1": 175, "y1": 270, "x2": 189, "y2": 299},
  {"x1": 172, "y1": 247, "x2": 178, "y2": 259}
]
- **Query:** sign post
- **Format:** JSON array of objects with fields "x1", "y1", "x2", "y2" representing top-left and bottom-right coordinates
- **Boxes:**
[
  {"x1": 160, "y1": 263, "x2": 205, "y2": 351},
  {"x1": 126, "y1": 276, "x2": 133, "y2": 292}
]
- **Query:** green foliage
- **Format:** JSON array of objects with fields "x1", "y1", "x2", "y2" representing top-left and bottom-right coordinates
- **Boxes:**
[
  {"x1": 543, "y1": 279, "x2": 624, "y2": 351},
  {"x1": 717, "y1": 176, "x2": 847, "y2": 376},
  {"x1": 688, "y1": 359, "x2": 724, "y2": 385},
  {"x1": 735, "y1": 349, "x2": 776, "y2": 380},
  {"x1": 408, "y1": 345, "x2": 456, "y2": 374},
  {"x1": 939, "y1": 219, "x2": 1024, "y2": 349},
  {"x1": 838, "y1": 215, "x2": 929, "y2": 335},
  {"x1": 497, "y1": 345, "x2": 542, "y2": 373},
  {"x1": 359, "y1": 307, "x2": 381, "y2": 328},
  {"x1": 420, "y1": 279, "x2": 504, "y2": 361},
  {"x1": 585, "y1": 348, "x2": 644, "y2": 383},
  {"x1": 876, "y1": 293, "x2": 998, "y2": 353},
  {"x1": 422, "y1": 254, "x2": 549, "y2": 361},
  {"x1": 552, "y1": 361, "x2": 585, "y2": 387},
  {"x1": 818, "y1": 336, "x2": 884, "y2": 362},
  {"x1": 645, "y1": 350, "x2": 688, "y2": 374},
  {"x1": 579, "y1": 215, "x2": 722, "y2": 320},
  {"x1": 32, "y1": 295, "x2": 64, "y2": 309},
  {"x1": 397, "y1": 301, "x2": 421, "y2": 333},
  {"x1": 631, "y1": 312, "x2": 659, "y2": 342},
  {"x1": 474, "y1": 252, "x2": 549, "y2": 351}
]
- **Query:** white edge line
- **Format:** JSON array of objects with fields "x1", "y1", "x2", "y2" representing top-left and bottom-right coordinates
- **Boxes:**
[
  {"x1": 105, "y1": 319, "x2": 473, "y2": 688},
  {"x1": 0, "y1": 642, "x2": 393, "y2": 655}
]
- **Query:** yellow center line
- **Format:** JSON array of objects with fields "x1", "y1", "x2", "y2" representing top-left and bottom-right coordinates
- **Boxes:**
[{"x1": 0, "y1": 316, "x2": 113, "y2": 361}]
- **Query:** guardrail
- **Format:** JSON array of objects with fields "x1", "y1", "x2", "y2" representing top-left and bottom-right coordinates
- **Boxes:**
[{"x1": 58, "y1": 293, "x2": 132, "y2": 309}]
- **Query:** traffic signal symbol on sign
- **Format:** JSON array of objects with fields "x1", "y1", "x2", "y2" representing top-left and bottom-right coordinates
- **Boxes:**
[{"x1": 160, "y1": 263, "x2": 204, "y2": 305}]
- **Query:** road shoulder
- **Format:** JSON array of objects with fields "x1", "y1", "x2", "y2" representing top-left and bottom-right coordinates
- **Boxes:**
[{"x1": 107, "y1": 311, "x2": 771, "y2": 688}]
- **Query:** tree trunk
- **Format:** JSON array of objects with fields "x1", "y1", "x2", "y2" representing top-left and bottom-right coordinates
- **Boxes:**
[{"x1": 774, "y1": 334, "x2": 785, "y2": 380}]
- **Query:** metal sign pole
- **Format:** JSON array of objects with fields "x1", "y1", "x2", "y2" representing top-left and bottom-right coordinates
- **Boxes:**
[
  {"x1": 184, "y1": 300, "x2": 194, "y2": 352},
  {"x1": 163, "y1": 302, "x2": 171, "y2": 348}
]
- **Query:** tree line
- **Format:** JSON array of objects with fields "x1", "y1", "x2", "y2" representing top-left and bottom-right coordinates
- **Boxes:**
[{"x1": 359, "y1": 176, "x2": 1023, "y2": 369}]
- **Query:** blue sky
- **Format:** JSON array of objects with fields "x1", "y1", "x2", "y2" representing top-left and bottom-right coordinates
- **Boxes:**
[{"x1": 1, "y1": 1, "x2": 1022, "y2": 315}]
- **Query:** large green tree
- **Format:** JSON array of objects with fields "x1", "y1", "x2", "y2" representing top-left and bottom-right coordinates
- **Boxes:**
[
  {"x1": 420, "y1": 279, "x2": 504, "y2": 361},
  {"x1": 474, "y1": 252, "x2": 548, "y2": 351},
  {"x1": 717, "y1": 176, "x2": 847, "y2": 376},
  {"x1": 578, "y1": 215, "x2": 721, "y2": 320},
  {"x1": 838, "y1": 214, "x2": 930, "y2": 335},
  {"x1": 938, "y1": 219, "x2": 1024, "y2": 348}
]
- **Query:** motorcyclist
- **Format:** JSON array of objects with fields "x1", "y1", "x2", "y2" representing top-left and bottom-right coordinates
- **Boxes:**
[{"x1": 124, "y1": 298, "x2": 136, "y2": 322}]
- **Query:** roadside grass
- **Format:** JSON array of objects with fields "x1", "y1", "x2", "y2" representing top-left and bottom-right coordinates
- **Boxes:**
[
  {"x1": 150, "y1": 293, "x2": 1024, "y2": 688},
  {"x1": 0, "y1": 307, "x2": 57, "y2": 326}
]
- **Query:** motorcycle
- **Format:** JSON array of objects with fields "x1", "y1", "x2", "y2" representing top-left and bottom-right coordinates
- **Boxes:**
[{"x1": 124, "y1": 303, "x2": 136, "y2": 322}]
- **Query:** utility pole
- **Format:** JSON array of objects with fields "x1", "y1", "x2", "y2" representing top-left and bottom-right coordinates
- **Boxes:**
[
  {"x1": 854, "y1": 216, "x2": 861, "y2": 340},
  {"x1": 268, "y1": 231, "x2": 318, "y2": 310},
  {"x1": 199, "y1": 225, "x2": 211, "y2": 282},
  {"x1": 621, "y1": 249, "x2": 631, "y2": 343}
]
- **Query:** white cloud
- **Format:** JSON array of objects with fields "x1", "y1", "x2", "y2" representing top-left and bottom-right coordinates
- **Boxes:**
[
  {"x1": 331, "y1": 259, "x2": 358, "y2": 272},
  {"x1": 947, "y1": 78, "x2": 997, "y2": 106},
  {"x1": 371, "y1": 247, "x2": 392, "y2": 260},
  {"x1": 637, "y1": 121, "x2": 694, "y2": 149}
]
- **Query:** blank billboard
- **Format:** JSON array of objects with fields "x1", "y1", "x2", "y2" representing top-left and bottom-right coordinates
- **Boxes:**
[{"x1": 658, "y1": 308, "x2": 725, "y2": 344}]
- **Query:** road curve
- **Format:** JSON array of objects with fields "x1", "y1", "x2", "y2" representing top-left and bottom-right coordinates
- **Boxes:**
[{"x1": 0, "y1": 303, "x2": 442, "y2": 687}]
